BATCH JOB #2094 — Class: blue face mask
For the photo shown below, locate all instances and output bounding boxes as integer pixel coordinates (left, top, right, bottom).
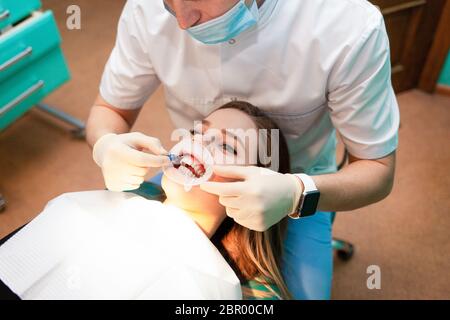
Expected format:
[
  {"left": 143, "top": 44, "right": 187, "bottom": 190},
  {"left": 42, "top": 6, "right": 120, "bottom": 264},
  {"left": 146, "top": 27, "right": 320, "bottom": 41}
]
[{"left": 164, "top": 0, "right": 260, "bottom": 45}]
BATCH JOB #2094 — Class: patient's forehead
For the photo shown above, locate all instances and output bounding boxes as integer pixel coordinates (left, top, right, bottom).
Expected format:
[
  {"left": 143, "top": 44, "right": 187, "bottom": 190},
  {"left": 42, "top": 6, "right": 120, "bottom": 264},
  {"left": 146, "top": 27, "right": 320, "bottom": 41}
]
[{"left": 205, "top": 108, "right": 257, "bottom": 131}]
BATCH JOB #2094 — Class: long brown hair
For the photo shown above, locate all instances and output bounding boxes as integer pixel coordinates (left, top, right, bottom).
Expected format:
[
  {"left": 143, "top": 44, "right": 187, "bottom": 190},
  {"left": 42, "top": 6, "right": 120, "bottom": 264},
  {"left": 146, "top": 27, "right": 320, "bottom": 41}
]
[{"left": 210, "top": 101, "right": 292, "bottom": 299}]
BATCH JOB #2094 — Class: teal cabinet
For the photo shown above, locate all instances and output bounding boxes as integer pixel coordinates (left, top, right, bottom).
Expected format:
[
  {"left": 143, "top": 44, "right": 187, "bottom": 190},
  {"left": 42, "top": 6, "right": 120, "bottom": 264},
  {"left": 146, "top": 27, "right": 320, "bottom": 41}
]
[
  {"left": 0, "top": 11, "right": 63, "bottom": 82},
  {"left": 0, "top": 0, "right": 41, "bottom": 30},
  {"left": 0, "top": 47, "right": 70, "bottom": 131},
  {"left": 0, "top": 10, "right": 70, "bottom": 131}
]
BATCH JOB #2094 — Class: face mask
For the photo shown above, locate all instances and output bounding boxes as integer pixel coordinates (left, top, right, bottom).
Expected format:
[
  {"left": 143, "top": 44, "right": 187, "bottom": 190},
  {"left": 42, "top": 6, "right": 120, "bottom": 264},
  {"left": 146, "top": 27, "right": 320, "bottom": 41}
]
[{"left": 164, "top": 0, "right": 260, "bottom": 45}]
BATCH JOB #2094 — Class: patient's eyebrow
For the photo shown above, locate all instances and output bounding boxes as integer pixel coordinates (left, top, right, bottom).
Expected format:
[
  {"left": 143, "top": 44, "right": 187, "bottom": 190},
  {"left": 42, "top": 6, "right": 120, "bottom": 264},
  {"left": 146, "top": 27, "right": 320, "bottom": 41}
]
[{"left": 199, "top": 119, "right": 244, "bottom": 149}]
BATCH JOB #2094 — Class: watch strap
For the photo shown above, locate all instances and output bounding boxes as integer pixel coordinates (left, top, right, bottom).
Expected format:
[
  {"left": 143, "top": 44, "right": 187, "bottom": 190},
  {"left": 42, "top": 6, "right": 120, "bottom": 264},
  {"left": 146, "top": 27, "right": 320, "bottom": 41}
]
[
  {"left": 297, "top": 174, "right": 317, "bottom": 192},
  {"left": 288, "top": 174, "right": 319, "bottom": 219}
]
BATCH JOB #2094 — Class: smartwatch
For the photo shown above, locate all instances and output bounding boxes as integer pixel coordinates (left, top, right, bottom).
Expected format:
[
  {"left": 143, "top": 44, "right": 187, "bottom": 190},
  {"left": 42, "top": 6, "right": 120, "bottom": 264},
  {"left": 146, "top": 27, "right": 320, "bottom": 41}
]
[{"left": 289, "top": 174, "right": 320, "bottom": 219}]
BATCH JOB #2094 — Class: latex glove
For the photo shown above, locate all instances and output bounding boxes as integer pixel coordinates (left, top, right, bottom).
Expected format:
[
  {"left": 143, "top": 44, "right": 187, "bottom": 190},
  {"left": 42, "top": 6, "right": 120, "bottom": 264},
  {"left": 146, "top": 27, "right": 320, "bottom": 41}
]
[
  {"left": 93, "top": 132, "right": 169, "bottom": 191},
  {"left": 200, "top": 166, "right": 304, "bottom": 232}
]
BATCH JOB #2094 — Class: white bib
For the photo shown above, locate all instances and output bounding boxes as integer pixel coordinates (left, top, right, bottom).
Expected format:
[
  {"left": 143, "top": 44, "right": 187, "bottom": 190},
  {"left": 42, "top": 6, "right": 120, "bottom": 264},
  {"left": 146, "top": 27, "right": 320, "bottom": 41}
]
[{"left": 0, "top": 191, "right": 242, "bottom": 300}]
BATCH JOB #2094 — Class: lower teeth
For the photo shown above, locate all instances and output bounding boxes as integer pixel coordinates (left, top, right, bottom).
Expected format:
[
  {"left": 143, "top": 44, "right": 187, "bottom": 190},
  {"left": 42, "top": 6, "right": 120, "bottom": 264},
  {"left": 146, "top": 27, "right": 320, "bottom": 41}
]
[{"left": 179, "top": 165, "right": 197, "bottom": 178}]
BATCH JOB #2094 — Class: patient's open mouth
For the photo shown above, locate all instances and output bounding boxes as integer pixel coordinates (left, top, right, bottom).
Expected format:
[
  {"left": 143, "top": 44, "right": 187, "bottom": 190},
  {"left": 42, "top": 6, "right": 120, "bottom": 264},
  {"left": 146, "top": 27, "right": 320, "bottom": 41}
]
[
  {"left": 163, "top": 141, "right": 213, "bottom": 188},
  {"left": 175, "top": 154, "right": 206, "bottom": 178}
]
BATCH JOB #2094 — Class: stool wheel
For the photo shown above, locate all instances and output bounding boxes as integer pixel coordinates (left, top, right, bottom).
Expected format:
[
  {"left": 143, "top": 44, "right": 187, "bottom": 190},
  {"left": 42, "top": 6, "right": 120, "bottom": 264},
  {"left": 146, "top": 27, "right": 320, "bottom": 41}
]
[{"left": 337, "top": 242, "right": 354, "bottom": 261}]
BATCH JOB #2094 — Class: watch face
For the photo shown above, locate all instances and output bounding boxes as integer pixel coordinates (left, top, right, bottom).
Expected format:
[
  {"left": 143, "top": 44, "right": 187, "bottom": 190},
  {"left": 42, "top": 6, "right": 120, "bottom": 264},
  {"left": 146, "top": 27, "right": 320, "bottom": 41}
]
[{"left": 301, "top": 191, "right": 320, "bottom": 217}]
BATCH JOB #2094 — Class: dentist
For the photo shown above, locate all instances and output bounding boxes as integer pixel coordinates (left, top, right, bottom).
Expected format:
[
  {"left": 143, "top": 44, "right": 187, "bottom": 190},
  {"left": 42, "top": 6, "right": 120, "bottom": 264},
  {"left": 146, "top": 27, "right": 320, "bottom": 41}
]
[{"left": 86, "top": 0, "right": 399, "bottom": 299}]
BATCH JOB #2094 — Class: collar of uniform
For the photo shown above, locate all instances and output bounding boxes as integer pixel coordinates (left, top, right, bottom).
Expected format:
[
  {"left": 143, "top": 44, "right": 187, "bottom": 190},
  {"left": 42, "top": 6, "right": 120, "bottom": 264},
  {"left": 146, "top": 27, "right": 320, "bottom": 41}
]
[{"left": 258, "top": 0, "right": 279, "bottom": 27}]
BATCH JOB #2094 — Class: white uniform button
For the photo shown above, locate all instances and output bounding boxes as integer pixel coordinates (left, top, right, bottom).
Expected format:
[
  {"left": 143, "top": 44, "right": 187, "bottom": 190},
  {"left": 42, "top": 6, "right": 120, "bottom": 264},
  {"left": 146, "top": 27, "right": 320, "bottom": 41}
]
[{"left": 228, "top": 39, "right": 236, "bottom": 45}]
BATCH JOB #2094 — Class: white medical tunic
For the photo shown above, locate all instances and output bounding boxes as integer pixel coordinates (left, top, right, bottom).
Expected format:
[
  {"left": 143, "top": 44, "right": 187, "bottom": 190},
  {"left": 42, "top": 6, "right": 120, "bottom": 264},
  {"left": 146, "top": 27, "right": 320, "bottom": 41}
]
[{"left": 100, "top": 0, "right": 400, "bottom": 175}]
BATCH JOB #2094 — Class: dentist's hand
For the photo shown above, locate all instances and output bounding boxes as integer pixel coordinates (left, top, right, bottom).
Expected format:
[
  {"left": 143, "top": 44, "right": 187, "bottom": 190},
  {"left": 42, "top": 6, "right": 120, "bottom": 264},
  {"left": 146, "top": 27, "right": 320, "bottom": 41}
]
[
  {"left": 200, "top": 166, "right": 303, "bottom": 232},
  {"left": 93, "top": 132, "right": 169, "bottom": 191}
]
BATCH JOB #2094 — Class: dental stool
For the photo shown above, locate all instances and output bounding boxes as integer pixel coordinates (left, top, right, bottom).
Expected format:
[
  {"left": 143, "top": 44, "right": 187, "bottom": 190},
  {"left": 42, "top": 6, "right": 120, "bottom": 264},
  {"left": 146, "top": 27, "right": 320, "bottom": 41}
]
[{"left": 331, "top": 212, "right": 354, "bottom": 261}]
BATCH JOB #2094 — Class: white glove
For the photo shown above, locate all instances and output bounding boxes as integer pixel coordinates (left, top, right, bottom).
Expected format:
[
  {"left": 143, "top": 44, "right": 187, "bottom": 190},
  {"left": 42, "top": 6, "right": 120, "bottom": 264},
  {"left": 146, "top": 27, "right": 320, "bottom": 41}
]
[
  {"left": 200, "top": 166, "right": 303, "bottom": 232},
  {"left": 93, "top": 132, "right": 169, "bottom": 192}
]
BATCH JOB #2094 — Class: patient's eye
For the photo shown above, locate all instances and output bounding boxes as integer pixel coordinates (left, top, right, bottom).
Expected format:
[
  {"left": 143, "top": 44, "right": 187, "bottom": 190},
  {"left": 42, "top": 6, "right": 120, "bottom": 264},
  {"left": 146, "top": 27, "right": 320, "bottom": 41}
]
[{"left": 222, "top": 144, "right": 237, "bottom": 155}]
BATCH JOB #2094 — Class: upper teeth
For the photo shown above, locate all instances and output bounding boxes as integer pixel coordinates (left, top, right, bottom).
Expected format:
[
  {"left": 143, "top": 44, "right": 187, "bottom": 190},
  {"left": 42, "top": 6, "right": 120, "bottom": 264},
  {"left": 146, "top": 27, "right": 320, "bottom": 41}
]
[
  {"left": 179, "top": 155, "right": 205, "bottom": 178},
  {"left": 180, "top": 156, "right": 194, "bottom": 166}
]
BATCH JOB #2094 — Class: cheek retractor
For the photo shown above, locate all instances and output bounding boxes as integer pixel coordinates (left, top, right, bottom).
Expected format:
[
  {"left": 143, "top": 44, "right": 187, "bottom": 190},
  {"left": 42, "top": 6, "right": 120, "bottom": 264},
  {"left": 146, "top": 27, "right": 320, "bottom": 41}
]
[
  {"left": 176, "top": 154, "right": 206, "bottom": 178},
  {"left": 163, "top": 141, "right": 214, "bottom": 191}
]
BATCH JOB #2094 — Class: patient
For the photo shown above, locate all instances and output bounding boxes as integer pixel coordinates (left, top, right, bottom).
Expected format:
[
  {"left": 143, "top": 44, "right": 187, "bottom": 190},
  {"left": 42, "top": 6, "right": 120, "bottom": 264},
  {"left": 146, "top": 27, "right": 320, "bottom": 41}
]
[
  {"left": 163, "top": 101, "right": 292, "bottom": 300},
  {"left": 0, "top": 101, "right": 292, "bottom": 300}
]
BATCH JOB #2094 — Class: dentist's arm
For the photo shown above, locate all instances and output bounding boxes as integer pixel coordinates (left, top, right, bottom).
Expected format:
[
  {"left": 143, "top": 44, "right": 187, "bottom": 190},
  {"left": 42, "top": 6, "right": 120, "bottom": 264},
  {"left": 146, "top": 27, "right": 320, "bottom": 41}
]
[
  {"left": 86, "top": 94, "right": 140, "bottom": 147},
  {"left": 86, "top": 94, "right": 169, "bottom": 191},
  {"left": 200, "top": 152, "right": 396, "bottom": 232},
  {"left": 313, "top": 151, "right": 395, "bottom": 212},
  {"left": 85, "top": 0, "right": 166, "bottom": 191}
]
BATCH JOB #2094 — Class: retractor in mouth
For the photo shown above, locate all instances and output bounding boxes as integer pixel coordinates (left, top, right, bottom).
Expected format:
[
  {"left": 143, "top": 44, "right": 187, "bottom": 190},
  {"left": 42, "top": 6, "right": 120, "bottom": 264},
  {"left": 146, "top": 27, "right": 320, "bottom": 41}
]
[{"left": 175, "top": 154, "right": 206, "bottom": 178}]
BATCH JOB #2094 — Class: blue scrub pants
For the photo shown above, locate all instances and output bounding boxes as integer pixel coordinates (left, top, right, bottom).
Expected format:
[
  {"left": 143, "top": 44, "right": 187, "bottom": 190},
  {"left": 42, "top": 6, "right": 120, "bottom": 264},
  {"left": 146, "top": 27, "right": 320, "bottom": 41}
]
[
  {"left": 149, "top": 172, "right": 333, "bottom": 300},
  {"left": 282, "top": 212, "right": 333, "bottom": 299}
]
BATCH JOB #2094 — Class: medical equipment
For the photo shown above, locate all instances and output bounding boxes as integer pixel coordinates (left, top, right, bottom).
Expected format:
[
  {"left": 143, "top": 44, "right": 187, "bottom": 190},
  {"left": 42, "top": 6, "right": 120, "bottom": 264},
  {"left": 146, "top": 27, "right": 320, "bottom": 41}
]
[
  {"left": 167, "top": 153, "right": 182, "bottom": 166},
  {"left": 0, "top": 2, "right": 86, "bottom": 211},
  {"left": 0, "top": 2, "right": 85, "bottom": 137},
  {"left": 163, "top": 141, "right": 214, "bottom": 191}
]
